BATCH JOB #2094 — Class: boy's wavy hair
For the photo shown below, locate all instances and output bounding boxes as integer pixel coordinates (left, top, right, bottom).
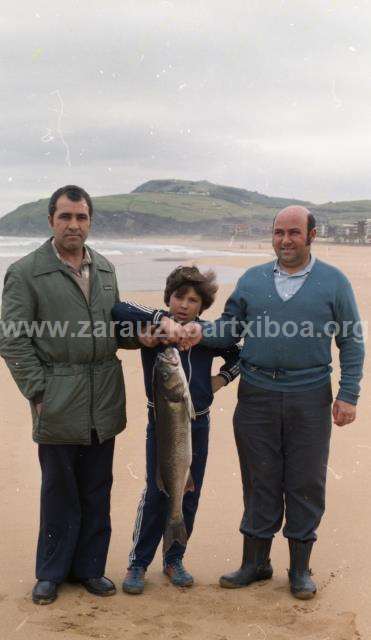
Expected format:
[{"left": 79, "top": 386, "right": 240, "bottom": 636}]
[{"left": 164, "top": 265, "right": 218, "bottom": 313}]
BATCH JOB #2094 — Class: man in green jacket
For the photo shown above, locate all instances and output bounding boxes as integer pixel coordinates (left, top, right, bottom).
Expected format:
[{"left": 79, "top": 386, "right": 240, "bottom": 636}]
[{"left": 0, "top": 185, "right": 134, "bottom": 604}]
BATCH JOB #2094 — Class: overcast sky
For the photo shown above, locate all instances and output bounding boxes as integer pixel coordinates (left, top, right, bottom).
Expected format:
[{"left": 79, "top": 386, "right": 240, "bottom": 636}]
[{"left": 1, "top": 0, "right": 371, "bottom": 215}]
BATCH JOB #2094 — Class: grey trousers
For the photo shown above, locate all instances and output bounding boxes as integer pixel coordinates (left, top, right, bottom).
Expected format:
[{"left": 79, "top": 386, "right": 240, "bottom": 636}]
[{"left": 233, "top": 380, "right": 332, "bottom": 542}]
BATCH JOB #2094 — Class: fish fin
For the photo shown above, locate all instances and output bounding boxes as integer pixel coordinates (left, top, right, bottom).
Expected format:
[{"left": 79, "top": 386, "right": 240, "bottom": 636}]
[
  {"left": 163, "top": 518, "right": 188, "bottom": 554},
  {"left": 184, "top": 471, "right": 195, "bottom": 493},
  {"left": 156, "top": 466, "right": 169, "bottom": 496},
  {"left": 183, "top": 392, "right": 196, "bottom": 421}
]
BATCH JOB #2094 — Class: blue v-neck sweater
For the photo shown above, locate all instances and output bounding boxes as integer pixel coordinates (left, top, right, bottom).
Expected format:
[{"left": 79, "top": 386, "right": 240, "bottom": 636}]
[{"left": 201, "top": 259, "right": 364, "bottom": 404}]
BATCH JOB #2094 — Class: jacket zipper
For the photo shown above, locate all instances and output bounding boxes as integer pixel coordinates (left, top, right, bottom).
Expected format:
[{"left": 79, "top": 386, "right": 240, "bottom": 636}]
[
  {"left": 87, "top": 305, "right": 96, "bottom": 430},
  {"left": 61, "top": 269, "right": 97, "bottom": 433}
]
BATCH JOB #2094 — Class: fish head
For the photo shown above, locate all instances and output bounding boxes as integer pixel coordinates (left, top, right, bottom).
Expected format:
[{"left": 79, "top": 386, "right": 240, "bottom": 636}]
[{"left": 155, "top": 347, "right": 187, "bottom": 401}]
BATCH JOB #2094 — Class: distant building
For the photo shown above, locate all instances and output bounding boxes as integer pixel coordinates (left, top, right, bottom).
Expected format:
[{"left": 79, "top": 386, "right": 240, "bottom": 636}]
[
  {"left": 317, "top": 223, "right": 329, "bottom": 238},
  {"left": 357, "top": 219, "right": 371, "bottom": 243},
  {"left": 325, "top": 219, "right": 371, "bottom": 243}
]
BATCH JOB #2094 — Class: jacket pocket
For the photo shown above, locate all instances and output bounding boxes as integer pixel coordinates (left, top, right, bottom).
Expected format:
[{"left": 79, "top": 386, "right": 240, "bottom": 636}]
[{"left": 38, "top": 368, "right": 90, "bottom": 441}]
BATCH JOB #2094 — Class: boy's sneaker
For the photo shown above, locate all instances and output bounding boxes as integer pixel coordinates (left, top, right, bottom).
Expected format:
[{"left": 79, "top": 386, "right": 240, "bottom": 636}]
[
  {"left": 163, "top": 559, "right": 194, "bottom": 587},
  {"left": 122, "top": 566, "right": 146, "bottom": 594}
]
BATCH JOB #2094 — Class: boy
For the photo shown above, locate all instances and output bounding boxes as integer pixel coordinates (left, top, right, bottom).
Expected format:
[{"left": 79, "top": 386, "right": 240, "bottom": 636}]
[{"left": 112, "top": 266, "right": 240, "bottom": 593}]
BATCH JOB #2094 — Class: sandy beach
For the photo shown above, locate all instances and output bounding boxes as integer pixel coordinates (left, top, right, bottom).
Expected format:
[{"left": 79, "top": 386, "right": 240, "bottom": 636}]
[{"left": 0, "top": 240, "right": 369, "bottom": 640}]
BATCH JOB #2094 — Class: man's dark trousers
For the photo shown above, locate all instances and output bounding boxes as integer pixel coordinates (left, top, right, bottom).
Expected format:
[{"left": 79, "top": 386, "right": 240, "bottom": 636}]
[
  {"left": 36, "top": 430, "right": 115, "bottom": 583},
  {"left": 129, "top": 412, "right": 210, "bottom": 569},
  {"left": 234, "top": 381, "right": 332, "bottom": 541}
]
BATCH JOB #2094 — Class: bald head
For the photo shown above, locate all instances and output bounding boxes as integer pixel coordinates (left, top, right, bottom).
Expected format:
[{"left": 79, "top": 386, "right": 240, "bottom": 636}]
[
  {"left": 272, "top": 205, "right": 316, "bottom": 272},
  {"left": 273, "top": 206, "right": 315, "bottom": 233}
]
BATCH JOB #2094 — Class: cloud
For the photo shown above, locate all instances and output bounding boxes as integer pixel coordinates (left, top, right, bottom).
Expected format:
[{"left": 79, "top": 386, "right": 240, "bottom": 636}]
[{"left": 1, "top": 0, "right": 371, "bottom": 214}]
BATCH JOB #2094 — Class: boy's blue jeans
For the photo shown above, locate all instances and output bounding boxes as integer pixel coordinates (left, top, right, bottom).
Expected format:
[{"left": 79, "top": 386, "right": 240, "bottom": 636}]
[{"left": 128, "top": 412, "right": 210, "bottom": 569}]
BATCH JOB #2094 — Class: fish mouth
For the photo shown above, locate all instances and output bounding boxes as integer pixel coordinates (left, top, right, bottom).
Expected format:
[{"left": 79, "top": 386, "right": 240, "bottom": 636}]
[{"left": 158, "top": 347, "right": 179, "bottom": 366}]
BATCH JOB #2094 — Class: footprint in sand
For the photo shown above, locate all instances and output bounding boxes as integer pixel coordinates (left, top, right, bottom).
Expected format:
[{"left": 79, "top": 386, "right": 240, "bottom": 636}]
[{"left": 319, "top": 566, "right": 346, "bottom": 592}]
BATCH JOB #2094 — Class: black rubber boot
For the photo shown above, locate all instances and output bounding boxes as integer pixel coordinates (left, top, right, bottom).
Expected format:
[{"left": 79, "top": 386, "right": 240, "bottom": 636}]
[
  {"left": 219, "top": 536, "right": 273, "bottom": 589},
  {"left": 288, "top": 539, "right": 317, "bottom": 599}
]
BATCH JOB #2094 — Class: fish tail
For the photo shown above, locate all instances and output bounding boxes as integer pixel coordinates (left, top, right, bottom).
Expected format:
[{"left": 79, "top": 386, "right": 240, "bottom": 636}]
[{"left": 163, "top": 518, "right": 188, "bottom": 554}]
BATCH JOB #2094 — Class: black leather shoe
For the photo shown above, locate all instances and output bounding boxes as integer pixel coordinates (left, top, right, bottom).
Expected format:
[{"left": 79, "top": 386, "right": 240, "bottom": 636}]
[
  {"left": 288, "top": 539, "right": 317, "bottom": 600},
  {"left": 32, "top": 580, "right": 58, "bottom": 605},
  {"left": 80, "top": 576, "right": 116, "bottom": 597},
  {"left": 219, "top": 536, "right": 273, "bottom": 589}
]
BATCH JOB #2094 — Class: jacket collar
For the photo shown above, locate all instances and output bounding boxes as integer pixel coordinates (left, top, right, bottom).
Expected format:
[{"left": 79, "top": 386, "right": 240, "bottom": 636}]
[{"left": 32, "top": 238, "right": 113, "bottom": 276}]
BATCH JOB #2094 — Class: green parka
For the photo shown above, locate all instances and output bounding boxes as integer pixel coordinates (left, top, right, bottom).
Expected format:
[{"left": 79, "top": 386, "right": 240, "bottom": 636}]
[{"left": 0, "top": 239, "right": 136, "bottom": 445}]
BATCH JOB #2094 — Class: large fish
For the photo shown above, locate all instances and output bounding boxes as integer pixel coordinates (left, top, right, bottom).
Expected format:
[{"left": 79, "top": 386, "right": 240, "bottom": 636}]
[{"left": 153, "top": 346, "right": 195, "bottom": 554}]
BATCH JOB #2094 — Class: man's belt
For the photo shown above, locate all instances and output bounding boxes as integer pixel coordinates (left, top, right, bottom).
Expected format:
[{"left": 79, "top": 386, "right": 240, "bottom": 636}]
[
  {"left": 246, "top": 363, "right": 329, "bottom": 380},
  {"left": 247, "top": 364, "right": 284, "bottom": 380}
]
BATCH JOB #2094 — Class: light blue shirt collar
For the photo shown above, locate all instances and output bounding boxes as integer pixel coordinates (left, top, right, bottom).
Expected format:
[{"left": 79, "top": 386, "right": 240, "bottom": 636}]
[{"left": 273, "top": 254, "right": 315, "bottom": 278}]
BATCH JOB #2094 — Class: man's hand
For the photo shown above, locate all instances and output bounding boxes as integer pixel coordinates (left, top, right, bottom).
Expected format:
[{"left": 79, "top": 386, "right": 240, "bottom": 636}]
[
  {"left": 211, "top": 374, "right": 227, "bottom": 393},
  {"left": 154, "top": 316, "right": 187, "bottom": 345},
  {"left": 178, "top": 322, "right": 203, "bottom": 351},
  {"left": 332, "top": 399, "right": 357, "bottom": 427},
  {"left": 152, "top": 317, "right": 203, "bottom": 350},
  {"left": 137, "top": 325, "right": 161, "bottom": 348}
]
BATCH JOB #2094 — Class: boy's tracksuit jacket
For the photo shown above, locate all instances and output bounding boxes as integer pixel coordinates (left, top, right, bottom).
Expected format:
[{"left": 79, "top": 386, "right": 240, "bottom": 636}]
[{"left": 111, "top": 301, "right": 241, "bottom": 418}]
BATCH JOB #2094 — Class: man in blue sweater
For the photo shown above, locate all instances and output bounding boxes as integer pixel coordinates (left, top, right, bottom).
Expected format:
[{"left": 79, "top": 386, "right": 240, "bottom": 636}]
[{"left": 167, "top": 205, "right": 364, "bottom": 599}]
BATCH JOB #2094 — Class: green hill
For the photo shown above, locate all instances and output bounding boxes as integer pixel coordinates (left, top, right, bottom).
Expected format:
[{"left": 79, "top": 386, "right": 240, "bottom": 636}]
[
  {"left": 0, "top": 179, "right": 370, "bottom": 237},
  {"left": 133, "top": 179, "right": 310, "bottom": 208}
]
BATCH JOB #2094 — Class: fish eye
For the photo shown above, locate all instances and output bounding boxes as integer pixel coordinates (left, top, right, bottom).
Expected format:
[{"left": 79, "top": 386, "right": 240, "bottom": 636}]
[{"left": 162, "top": 372, "right": 169, "bottom": 380}]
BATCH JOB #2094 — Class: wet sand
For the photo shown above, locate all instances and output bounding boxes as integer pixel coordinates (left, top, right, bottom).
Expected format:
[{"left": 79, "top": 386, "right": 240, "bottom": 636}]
[{"left": 0, "top": 241, "right": 369, "bottom": 639}]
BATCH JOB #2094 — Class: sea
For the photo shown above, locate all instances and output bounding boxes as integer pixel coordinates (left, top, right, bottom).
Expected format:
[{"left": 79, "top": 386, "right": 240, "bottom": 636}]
[{"left": 0, "top": 236, "right": 272, "bottom": 295}]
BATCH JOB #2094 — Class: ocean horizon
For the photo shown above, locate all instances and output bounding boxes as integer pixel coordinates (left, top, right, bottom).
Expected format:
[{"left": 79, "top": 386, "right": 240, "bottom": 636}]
[{"left": 0, "top": 236, "right": 272, "bottom": 294}]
